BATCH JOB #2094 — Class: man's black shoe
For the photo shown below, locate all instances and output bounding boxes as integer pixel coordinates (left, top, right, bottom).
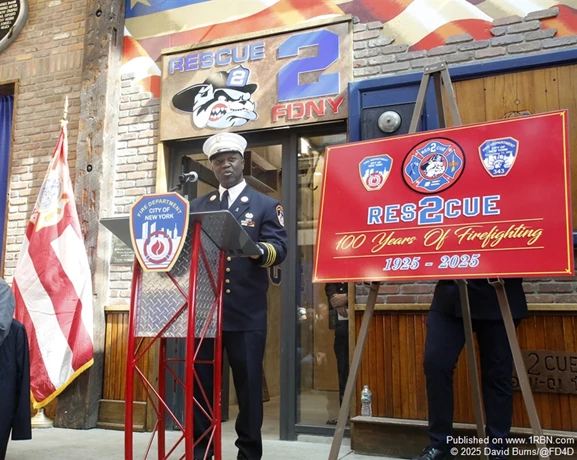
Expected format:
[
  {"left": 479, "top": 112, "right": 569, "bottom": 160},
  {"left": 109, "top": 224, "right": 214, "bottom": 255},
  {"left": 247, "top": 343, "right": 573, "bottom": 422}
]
[{"left": 411, "top": 446, "right": 455, "bottom": 460}]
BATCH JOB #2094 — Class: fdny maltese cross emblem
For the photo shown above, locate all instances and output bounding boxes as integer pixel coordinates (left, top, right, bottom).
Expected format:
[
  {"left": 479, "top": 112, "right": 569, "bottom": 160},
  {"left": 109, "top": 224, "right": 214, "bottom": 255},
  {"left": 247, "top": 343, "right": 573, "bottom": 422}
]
[
  {"left": 479, "top": 137, "right": 519, "bottom": 178},
  {"left": 359, "top": 155, "right": 393, "bottom": 191},
  {"left": 402, "top": 138, "right": 465, "bottom": 194}
]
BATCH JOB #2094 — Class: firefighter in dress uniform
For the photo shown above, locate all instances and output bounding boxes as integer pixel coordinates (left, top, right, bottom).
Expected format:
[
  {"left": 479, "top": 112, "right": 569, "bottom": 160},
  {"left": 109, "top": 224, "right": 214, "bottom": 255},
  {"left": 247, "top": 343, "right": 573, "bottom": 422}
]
[
  {"left": 412, "top": 278, "right": 528, "bottom": 460},
  {"left": 190, "top": 133, "right": 287, "bottom": 460}
]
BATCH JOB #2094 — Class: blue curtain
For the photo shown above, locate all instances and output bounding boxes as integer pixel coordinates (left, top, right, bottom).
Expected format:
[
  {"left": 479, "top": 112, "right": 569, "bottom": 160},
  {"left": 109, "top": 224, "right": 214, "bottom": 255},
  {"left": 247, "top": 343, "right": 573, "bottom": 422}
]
[{"left": 0, "top": 95, "right": 13, "bottom": 252}]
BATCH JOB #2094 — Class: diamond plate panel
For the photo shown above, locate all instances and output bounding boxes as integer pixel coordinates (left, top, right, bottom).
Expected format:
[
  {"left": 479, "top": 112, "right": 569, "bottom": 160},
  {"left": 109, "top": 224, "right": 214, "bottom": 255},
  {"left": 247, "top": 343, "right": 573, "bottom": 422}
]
[{"left": 135, "top": 222, "right": 221, "bottom": 338}]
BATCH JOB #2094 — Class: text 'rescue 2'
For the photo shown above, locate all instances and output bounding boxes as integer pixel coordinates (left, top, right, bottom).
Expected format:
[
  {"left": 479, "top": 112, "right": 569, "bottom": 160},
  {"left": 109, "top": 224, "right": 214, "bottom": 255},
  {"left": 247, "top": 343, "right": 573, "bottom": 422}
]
[{"left": 313, "top": 111, "right": 573, "bottom": 283}]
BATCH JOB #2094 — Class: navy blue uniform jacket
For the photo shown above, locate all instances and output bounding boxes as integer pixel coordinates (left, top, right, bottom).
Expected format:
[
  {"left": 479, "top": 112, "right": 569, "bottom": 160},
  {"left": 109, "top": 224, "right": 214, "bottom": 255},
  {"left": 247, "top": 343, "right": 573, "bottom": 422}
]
[
  {"left": 0, "top": 320, "right": 32, "bottom": 459},
  {"left": 430, "top": 278, "right": 528, "bottom": 320},
  {"left": 190, "top": 185, "right": 287, "bottom": 331}
]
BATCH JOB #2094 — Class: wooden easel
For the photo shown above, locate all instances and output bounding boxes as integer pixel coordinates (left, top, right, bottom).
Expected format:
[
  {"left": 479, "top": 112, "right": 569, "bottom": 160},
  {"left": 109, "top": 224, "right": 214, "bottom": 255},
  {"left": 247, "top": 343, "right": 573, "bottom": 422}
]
[{"left": 328, "top": 63, "right": 547, "bottom": 460}]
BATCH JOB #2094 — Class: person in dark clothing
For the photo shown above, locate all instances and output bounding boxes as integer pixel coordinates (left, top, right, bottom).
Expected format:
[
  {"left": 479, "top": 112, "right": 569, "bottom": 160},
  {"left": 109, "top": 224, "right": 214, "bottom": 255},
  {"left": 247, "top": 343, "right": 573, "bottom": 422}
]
[
  {"left": 412, "top": 278, "right": 528, "bottom": 460},
  {"left": 191, "top": 133, "right": 287, "bottom": 460},
  {"left": 0, "top": 277, "right": 31, "bottom": 459},
  {"left": 324, "top": 283, "right": 349, "bottom": 425}
]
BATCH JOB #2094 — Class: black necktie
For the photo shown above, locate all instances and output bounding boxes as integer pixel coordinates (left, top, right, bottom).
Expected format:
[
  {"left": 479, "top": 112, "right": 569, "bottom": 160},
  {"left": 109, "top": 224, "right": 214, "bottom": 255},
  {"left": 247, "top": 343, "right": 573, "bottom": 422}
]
[{"left": 220, "top": 190, "right": 229, "bottom": 210}]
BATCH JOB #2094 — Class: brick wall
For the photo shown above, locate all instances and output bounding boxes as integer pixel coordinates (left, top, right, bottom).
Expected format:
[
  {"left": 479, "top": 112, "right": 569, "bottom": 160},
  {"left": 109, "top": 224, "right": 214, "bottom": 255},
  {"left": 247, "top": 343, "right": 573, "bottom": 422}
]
[
  {"left": 108, "top": 73, "right": 159, "bottom": 305},
  {"left": 350, "top": 7, "right": 577, "bottom": 305},
  {"left": 1, "top": 0, "right": 87, "bottom": 280},
  {"left": 355, "top": 274, "right": 577, "bottom": 305},
  {"left": 351, "top": 8, "right": 577, "bottom": 79}
]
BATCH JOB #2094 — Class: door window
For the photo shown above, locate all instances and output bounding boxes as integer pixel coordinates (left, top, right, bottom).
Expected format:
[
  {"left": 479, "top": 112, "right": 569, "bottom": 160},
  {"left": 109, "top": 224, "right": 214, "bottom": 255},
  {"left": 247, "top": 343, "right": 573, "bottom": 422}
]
[{"left": 296, "top": 132, "right": 347, "bottom": 426}]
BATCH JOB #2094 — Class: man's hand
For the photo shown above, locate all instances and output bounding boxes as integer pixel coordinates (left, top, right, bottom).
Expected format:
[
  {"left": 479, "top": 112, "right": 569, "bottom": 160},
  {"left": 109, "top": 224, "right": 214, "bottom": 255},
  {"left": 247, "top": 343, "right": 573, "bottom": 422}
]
[
  {"left": 335, "top": 305, "right": 348, "bottom": 318},
  {"left": 330, "top": 293, "right": 347, "bottom": 308},
  {"left": 330, "top": 293, "right": 348, "bottom": 318}
]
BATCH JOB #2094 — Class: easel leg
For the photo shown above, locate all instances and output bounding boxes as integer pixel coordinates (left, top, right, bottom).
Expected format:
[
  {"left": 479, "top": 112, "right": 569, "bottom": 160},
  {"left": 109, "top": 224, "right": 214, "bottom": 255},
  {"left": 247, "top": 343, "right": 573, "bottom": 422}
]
[
  {"left": 489, "top": 280, "right": 547, "bottom": 459},
  {"left": 328, "top": 281, "right": 380, "bottom": 460},
  {"left": 456, "top": 280, "right": 488, "bottom": 460}
]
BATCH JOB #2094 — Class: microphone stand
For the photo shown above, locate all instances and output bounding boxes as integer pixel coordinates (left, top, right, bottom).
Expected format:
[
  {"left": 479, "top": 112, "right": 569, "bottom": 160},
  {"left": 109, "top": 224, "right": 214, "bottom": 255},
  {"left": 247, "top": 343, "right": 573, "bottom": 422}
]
[{"left": 170, "top": 172, "right": 199, "bottom": 192}]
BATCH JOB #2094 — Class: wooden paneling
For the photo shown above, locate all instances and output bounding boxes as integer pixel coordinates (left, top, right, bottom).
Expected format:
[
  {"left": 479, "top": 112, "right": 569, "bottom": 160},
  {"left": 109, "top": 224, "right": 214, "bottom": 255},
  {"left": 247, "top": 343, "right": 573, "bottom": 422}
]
[
  {"left": 446, "top": 64, "right": 577, "bottom": 226},
  {"left": 103, "top": 311, "right": 151, "bottom": 402},
  {"left": 355, "top": 311, "right": 577, "bottom": 431}
]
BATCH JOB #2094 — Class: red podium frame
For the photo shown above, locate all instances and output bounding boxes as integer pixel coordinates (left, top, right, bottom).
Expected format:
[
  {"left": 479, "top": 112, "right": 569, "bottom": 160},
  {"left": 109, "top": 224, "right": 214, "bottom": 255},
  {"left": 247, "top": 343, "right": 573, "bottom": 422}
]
[{"left": 109, "top": 210, "right": 261, "bottom": 460}]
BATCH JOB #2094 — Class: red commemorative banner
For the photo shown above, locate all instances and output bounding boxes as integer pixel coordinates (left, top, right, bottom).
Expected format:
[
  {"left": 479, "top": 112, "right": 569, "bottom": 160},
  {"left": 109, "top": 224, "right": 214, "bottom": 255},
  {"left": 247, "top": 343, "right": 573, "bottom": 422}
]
[{"left": 313, "top": 111, "right": 573, "bottom": 282}]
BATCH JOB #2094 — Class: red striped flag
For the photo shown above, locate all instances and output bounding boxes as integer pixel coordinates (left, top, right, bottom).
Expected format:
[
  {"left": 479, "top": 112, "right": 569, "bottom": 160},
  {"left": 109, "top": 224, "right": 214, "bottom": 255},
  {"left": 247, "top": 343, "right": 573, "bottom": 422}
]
[
  {"left": 122, "top": 28, "right": 161, "bottom": 98},
  {"left": 13, "top": 119, "right": 94, "bottom": 409},
  {"left": 339, "top": 0, "right": 577, "bottom": 49},
  {"left": 128, "top": 0, "right": 344, "bottom": 61}
]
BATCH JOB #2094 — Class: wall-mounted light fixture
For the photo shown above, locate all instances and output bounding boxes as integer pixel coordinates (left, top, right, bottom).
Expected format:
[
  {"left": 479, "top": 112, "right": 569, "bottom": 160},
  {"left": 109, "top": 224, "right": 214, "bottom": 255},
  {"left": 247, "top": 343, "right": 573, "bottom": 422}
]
[{"left": 377, "top": 110, "right": 402, "bottom": 134}]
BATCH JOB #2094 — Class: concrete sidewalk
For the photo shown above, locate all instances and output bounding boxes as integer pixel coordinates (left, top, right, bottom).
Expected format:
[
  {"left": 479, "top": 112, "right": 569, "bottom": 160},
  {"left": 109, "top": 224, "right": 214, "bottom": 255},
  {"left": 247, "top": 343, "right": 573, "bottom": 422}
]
[{"left": 6, "top": 425, "right": 400, "bottom": 460}]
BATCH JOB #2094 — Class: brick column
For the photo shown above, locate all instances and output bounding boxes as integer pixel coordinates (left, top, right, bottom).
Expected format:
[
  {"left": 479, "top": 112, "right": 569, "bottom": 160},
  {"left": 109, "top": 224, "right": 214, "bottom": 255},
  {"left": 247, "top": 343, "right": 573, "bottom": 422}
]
[{"left": 54, "top": 0, "right": 125, "bottom": 428}]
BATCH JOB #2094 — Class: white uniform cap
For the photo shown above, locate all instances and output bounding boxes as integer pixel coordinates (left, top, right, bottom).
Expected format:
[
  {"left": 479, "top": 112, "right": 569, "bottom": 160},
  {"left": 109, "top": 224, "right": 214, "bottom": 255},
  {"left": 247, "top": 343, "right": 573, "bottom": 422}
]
[{"left": 203, "top": 133, "right": 247, "bottom": 160}]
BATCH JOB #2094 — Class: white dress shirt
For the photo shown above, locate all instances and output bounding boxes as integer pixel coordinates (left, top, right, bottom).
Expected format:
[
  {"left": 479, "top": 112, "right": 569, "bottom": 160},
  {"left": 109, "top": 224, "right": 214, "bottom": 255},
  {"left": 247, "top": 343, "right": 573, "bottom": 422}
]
[{"left": 219, "top": 179, "right": 247, "bottom": 209}]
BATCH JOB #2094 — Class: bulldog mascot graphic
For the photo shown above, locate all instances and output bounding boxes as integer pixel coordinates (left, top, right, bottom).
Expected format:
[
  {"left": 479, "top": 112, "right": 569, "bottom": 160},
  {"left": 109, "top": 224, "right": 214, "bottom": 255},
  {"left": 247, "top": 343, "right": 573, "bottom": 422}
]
[{"left": 172, "top": 65, "right": 259, "bottom": 130}]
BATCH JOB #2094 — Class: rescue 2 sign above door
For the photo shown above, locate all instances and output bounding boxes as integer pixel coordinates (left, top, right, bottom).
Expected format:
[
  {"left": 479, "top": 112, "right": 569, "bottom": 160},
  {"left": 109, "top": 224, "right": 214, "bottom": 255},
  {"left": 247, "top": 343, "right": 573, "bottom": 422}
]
[{"left": 160, "top": 21, "right": 351, "bottom": 141}]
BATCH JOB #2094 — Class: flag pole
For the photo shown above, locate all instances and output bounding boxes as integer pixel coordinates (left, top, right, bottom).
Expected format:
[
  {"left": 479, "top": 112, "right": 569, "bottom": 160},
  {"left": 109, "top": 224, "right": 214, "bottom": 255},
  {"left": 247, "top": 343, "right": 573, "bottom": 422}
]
[
  {"left": 61, "top": 96, "right": 68, "bottom": 129},
  {"left": 30, "top": 98, "right": 69, "bottom": 431},
  {"left": 31, "top": 406, "right": 54, "bottom": 428}
]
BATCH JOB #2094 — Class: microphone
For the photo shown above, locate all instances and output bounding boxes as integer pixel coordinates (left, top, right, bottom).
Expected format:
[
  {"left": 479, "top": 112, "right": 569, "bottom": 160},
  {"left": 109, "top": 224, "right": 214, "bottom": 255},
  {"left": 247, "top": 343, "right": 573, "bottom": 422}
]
[
  {"left": 178, "top": 171, "right": 199, "bottom": 183},
  {"left": 170, "top": 171, "right": 199, "bottom": 191}
]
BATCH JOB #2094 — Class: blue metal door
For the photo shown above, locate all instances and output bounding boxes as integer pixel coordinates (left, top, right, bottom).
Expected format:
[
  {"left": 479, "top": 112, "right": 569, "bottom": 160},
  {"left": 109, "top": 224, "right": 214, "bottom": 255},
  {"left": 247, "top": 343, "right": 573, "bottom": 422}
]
[{"left": 349, "top": 73, "right": 442, "bottom": 142}]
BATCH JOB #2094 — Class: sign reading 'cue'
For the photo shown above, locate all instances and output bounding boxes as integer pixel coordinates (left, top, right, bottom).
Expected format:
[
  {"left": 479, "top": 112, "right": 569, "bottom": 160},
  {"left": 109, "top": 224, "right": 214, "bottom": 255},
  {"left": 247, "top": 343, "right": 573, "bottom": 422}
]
[{"left": 313, "top": 111, "right": 573, "bottom": 282}]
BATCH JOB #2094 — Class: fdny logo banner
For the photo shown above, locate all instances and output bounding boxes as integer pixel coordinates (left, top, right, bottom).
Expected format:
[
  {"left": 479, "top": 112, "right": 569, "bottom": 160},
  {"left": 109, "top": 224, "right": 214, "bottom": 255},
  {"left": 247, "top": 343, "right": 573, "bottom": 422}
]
[
  {"left": 479, "top": 137, "right": 519, "bottom": 178},
  {"left": 359, "top": 155, "right": 393, "bottom": 191},
  {"left": 313, "top": 111, "right": 573, "bottom": 283},
  {"left": 160, "top": 21, "right": 351, "bottom": 141},
  {"left": 403, "top": 139, "right": 465, "bottom": 193},
  {"left": 130, "top": 193, "right": 190, "bottom": 272}
]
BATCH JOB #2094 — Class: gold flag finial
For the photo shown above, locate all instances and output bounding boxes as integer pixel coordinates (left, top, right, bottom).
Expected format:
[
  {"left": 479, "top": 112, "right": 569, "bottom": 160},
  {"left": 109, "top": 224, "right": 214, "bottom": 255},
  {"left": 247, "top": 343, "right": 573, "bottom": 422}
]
[{"left": 61, "top": 96, "right": 69, "bottom": 127}]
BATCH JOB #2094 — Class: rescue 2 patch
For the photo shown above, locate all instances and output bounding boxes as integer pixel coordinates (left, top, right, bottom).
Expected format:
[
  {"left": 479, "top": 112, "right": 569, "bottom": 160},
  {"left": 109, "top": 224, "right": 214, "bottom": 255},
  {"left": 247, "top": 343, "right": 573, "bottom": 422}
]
[
  {"left": 276, "top": 205, "right": 284, "bottom": 227},
  {"left": 402, "top": 138, "right": 465, "bottom": 194}
]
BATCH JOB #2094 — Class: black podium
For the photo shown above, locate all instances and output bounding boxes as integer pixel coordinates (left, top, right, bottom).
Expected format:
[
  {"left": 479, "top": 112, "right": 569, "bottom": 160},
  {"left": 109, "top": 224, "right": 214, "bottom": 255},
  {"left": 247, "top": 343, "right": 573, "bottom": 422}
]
[{"left": 101, "top": 210, "right": 260, "bottom": 460}]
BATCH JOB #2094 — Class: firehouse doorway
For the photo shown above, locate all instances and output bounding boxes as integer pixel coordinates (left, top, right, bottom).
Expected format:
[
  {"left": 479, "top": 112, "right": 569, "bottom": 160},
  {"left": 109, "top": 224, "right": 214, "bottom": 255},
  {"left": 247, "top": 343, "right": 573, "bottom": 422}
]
[{"left": 167, "top": 122, "right": 347, "bottom": 440}]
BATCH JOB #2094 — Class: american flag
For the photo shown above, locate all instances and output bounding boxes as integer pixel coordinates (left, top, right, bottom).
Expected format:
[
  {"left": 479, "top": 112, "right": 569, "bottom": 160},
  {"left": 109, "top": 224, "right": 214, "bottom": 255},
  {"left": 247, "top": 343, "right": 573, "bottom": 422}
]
[
  {"left": 337, "top": 0, "right": 577, "bottom": 50},
  {"left": 13, "top": 118, "right": 94, "bottom": 409},
  {"left": 122, "top": 0, "right": 577, "bottom": 96},
  {"left": 122, "top": 27, "right": 161, "bottom": 98}
]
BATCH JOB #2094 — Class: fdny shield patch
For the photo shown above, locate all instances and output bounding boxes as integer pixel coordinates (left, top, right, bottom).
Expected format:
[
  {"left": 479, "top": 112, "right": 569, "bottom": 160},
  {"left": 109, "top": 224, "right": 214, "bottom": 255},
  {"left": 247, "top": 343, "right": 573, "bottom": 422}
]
[
  {"left": 479, "top": 137, "right": 519, "bottom": 178},
  {"left": 359, "top": 155, "right": 393, "bottom": 191},
  {"left": 129, "top": 193, "right": 190, "bottom": 272},
  {"left": 276, "top": 205, "right": 284, "bottom": 227},
  {"left": 402, "top": 138, "right": 465, "bottom": 194}
]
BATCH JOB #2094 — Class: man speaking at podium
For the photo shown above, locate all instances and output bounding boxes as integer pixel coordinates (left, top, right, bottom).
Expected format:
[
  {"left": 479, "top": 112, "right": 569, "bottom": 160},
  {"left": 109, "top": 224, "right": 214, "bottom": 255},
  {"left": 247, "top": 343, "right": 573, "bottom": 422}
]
[{"left": 190, "top": 132, "right": 287, "bottom": 460}]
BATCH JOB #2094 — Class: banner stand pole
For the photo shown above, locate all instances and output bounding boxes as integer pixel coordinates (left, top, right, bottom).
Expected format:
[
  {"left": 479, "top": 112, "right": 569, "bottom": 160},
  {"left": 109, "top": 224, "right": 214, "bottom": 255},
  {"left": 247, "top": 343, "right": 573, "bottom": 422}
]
[
  {"left": 456, "top": 279, "right": 487, "bottom": 445},
  {"left": 416, "top": 63, "right": 489, "bottom": 459},
  {"left": 490, "top": 279, "right": 547, "bottom": 459},
  {"left": 328, "top": 281, "right": 380, "bottom": 460}
]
